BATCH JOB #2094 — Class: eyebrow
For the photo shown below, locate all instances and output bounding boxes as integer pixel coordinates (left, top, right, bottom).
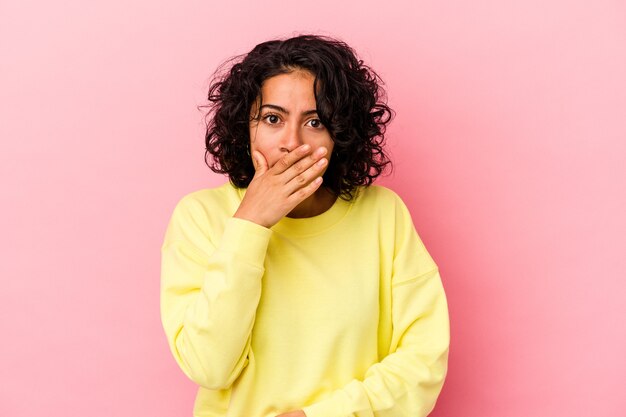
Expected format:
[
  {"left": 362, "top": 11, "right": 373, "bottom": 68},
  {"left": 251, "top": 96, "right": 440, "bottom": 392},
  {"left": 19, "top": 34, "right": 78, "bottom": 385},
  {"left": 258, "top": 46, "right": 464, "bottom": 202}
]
[{"left": 259, "top": 104, "right": 318, "bottom": 116}]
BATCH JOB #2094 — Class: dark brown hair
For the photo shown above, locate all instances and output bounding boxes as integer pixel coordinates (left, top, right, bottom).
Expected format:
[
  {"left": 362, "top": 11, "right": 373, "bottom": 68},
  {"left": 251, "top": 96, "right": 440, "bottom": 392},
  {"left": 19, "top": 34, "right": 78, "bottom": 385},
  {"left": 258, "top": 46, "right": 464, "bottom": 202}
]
[{"left": 202, "top": 34, "right": 394, "bottom": 200}]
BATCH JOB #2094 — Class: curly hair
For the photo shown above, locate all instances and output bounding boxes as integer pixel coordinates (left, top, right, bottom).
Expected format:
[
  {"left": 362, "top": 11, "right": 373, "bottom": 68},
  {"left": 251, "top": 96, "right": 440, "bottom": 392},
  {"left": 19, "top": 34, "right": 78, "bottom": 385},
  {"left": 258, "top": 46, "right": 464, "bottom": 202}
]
[{"left": 202, "top": 34, "right": 394, "bottom": 201}]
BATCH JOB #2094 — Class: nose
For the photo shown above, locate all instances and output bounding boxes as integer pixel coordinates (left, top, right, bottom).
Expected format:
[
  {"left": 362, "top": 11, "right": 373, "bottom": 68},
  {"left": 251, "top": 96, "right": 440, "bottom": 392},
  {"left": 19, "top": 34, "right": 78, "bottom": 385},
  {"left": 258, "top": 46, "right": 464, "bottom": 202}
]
[{"left": 279, "top": 122, "right": 304, "bottom": 153}]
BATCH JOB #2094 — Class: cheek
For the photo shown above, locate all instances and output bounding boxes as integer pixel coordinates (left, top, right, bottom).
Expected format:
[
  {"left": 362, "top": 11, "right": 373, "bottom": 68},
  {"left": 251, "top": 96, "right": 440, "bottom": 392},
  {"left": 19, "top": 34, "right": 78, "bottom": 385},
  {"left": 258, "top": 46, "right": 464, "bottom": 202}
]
[{"left": 251, "top": 145, "right": 280, "bottom": 168}]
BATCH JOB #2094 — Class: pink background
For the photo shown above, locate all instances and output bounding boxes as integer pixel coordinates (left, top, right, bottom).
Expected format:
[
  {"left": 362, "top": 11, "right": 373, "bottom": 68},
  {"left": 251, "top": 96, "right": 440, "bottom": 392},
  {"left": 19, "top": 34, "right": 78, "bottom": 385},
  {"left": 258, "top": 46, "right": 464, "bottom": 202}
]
[{"left": 1, "top": 0, "right": 625, "bottom": 416}]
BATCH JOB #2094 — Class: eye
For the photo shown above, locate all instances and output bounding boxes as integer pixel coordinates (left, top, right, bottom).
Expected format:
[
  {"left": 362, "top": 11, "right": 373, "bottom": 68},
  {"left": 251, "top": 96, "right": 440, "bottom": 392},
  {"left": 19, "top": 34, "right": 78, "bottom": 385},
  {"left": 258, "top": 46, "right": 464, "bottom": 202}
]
[
  {"left": 307, "top": 118, "right": 324, "bottom": 129},
  {"left": 262, "top": 113, "right": 281, "bottom": 125}
]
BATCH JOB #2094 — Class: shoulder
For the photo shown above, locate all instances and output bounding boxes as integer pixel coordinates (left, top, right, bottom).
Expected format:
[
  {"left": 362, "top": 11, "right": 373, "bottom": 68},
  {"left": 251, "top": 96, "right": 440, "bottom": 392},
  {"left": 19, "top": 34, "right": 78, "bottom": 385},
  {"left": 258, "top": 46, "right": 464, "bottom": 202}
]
[
  {"left": 352, "top": 184, "right": 409, "bottom": 213},
  {"left": 344, "top": 184, "right": 417, "bottom": 234},
  {"left": 352, "top": 184, "right": 423, "bottom": 237},
  {"left": 176, "top": 181, "right": 239, "bottom": 207},
  {"left": 163, "top": 182, "right": 242, "bottom": 247},
  {"left": 359, "top": 186, "right": 438, "bottom": 278},
  {"left": 172, "top": 182, "right": 241, "bottom": 219}
]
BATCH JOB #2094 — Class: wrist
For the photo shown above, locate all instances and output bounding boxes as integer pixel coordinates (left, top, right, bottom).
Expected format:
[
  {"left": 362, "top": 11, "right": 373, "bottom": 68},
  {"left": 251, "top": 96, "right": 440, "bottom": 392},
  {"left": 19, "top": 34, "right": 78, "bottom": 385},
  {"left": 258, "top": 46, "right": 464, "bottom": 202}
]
[{"left": 233, "top": 210, "right": 272, "bottom": 229}]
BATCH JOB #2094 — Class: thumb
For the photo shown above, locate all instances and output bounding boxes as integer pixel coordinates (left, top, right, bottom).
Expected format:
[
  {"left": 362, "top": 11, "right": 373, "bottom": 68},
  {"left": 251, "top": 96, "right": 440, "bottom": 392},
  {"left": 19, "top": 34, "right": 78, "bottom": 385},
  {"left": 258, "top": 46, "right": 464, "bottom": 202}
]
[{"left": 252, "top": 151, "right": 268, "bottom": 174}]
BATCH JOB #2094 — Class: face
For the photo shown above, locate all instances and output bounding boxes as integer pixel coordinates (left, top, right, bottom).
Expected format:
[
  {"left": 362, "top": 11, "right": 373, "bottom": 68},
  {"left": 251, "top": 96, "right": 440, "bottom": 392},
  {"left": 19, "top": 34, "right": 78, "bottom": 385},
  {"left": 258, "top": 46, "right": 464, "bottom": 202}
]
[{"left": 249, "top": 69, "right": 334, "bottom": 171}]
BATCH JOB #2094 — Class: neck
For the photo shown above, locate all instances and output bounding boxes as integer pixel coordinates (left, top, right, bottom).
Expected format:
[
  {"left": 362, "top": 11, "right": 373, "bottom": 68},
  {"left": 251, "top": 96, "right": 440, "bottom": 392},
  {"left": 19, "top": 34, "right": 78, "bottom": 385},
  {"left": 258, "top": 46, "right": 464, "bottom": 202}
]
[{"left": 287, "top": 187, "right": 337, "bottom": 218}]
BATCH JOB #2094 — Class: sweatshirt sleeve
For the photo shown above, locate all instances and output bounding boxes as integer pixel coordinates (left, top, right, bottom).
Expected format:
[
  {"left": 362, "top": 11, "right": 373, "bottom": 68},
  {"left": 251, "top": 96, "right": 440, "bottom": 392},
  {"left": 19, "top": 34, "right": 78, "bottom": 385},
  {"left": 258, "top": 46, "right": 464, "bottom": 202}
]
[
  {"left": 160, "top": 196, "right": 272, "bottom": 390},
  {"left": 302, "top": 194, "right": 450, "bottom": 417}
]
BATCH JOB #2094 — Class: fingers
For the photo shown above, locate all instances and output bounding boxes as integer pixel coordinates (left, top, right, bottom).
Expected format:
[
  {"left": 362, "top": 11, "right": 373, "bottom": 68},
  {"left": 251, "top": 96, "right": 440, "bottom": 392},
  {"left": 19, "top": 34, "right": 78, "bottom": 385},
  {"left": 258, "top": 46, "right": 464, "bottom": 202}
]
[
  {"left": 240, "top": 145, "right": 328, "bottom": 228},
  {"left": 271, "top": 144, "right": 313, "bottom": 174},
  {"left": 280, "top": 145, "right": 327, "bottom": 187},
  {"left": 277, "top": 145, "right": 327, "bottom": 181},
  {"left": 283, "top": 153, "right": 328, "bottom": 196},
  {"left": 286, "top": 174, "right": 324, "bottom": 206}
]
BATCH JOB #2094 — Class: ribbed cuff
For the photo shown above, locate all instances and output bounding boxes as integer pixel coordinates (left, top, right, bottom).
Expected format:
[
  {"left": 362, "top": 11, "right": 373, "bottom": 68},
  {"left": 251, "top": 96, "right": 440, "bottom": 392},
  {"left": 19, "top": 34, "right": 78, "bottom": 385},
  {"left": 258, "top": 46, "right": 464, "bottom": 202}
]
[
  {"left": 302, "top": 383, "right": 355, "bottom": 417},
  {"left": 218, "top": 217, "right": 272, "bottom": 267},
  {"left": 302, "top": 400, "right": 337, "bottom": 417}
]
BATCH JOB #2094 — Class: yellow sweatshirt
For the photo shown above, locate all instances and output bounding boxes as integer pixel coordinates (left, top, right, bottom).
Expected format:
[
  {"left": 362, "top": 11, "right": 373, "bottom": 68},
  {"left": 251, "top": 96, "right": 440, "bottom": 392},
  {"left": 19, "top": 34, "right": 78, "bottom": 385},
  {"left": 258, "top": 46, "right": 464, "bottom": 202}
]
[{"left": 160, "top": 182, "right": 449, "bottom": 417}]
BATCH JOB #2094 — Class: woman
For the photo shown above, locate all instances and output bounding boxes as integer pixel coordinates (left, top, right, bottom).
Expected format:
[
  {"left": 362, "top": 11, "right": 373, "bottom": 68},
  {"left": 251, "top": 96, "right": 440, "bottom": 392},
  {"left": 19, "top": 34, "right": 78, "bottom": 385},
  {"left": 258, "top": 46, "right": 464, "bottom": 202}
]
[{"left": 160, "top": 34, "right": 449, "bottom": 417}]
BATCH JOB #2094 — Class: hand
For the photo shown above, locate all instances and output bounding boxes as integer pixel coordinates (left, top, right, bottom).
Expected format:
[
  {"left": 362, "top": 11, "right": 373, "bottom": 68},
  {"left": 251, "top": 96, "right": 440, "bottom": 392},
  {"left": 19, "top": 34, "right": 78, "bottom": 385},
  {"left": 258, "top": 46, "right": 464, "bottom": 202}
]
[
  {"left": 275, "top": 410, "right": 306, "bottom": 417},
  {"left": 233, "top": 144, "right": 328, "bottom": 228}
]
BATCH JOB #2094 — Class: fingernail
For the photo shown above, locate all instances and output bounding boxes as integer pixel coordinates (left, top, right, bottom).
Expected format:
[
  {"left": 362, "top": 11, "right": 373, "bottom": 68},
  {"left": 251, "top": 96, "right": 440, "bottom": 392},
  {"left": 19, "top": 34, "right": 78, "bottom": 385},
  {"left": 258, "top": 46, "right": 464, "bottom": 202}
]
[{"left": 301, "top": 144, "right": 311, "bottom": 152}]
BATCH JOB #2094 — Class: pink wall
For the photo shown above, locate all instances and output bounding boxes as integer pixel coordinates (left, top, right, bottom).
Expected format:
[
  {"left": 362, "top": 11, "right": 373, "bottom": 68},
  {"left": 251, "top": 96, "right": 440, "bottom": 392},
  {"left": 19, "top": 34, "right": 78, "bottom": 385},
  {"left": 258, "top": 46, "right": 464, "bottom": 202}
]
[{"left": 2, "top": 0, "right": 624, "bottom": 416}]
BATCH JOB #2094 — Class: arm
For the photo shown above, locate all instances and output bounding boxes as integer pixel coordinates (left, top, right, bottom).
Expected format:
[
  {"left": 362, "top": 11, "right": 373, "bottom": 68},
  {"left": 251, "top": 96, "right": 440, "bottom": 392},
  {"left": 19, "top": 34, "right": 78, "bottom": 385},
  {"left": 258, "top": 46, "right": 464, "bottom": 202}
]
[
  {"left": 301, "top": 269, "right": 449, "bottom": 417},
  {"left": 160, "top": 198, "right": 272, "bottom": 390},
  {"left": 301, "top": 195, "right": 450, "bottom": 417},
  {"left": 160, "top": 145, "right": 328, "bottom": 390}
]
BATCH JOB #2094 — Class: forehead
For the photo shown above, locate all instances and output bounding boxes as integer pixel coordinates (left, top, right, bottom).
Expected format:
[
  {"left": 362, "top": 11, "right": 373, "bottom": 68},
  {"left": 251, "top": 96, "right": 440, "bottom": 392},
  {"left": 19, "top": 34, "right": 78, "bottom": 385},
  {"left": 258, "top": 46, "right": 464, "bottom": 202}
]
[{"left": 259, "top": 70, "right": 316, "bottom": 102}]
